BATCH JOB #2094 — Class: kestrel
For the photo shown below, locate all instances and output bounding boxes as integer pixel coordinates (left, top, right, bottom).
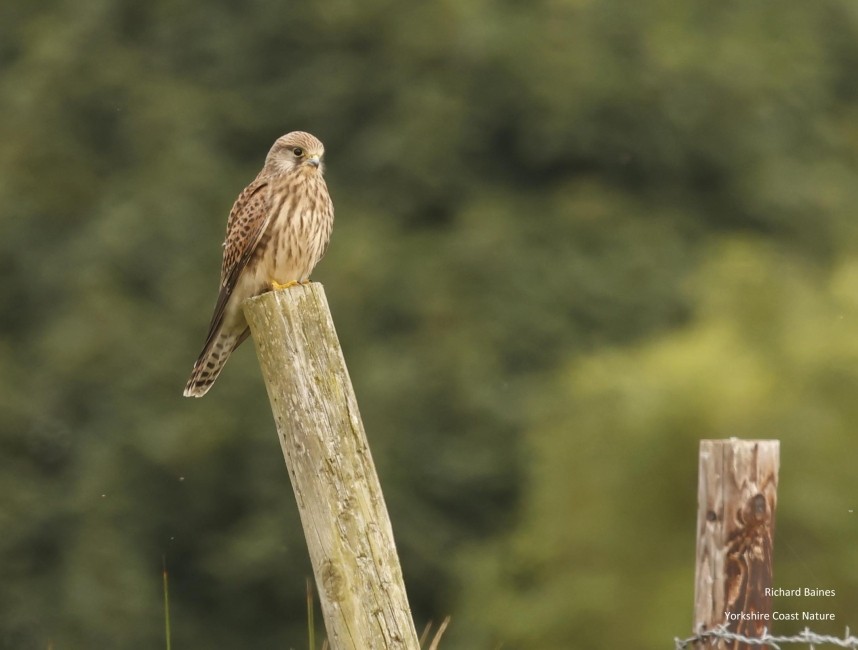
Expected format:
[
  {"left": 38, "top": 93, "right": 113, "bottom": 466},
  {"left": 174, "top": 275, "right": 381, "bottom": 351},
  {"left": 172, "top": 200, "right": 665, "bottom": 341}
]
[{"left": 183, "top": 131, "right": 334, "bottom": 397}]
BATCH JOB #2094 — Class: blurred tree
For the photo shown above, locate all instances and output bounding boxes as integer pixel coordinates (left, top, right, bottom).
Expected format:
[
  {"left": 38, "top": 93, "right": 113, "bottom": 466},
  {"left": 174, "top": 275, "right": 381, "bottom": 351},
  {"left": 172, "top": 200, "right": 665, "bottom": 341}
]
[
  {"left": 1, "top": 0, "right": 858, "bottom": 647},
  {"left": 453, "top": 241, "right": 858, "bottom": 648}
]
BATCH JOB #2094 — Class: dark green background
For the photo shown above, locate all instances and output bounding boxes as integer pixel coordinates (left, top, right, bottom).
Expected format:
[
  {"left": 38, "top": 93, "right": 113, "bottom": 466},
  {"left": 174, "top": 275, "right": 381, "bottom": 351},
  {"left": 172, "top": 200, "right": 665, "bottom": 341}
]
[{"left": 2, "top": 1, "right": 858, "bottom": 648}]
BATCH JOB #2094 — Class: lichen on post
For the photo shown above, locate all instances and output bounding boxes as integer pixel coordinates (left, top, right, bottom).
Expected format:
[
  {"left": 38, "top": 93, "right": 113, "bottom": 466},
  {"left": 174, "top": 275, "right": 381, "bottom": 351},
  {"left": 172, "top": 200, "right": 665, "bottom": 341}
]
[{"left": 243, "top": 283, "right": 419, "bottom": 650}]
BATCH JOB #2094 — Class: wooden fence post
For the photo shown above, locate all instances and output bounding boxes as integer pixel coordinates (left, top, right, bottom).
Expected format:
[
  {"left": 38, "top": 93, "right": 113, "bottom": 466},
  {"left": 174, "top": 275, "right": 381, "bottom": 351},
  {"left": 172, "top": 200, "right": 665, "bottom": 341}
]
[
  {"left": 693, "top": 439, "right": 779, "bottom": 649},
  {"left": 243, "top": 283, "right": 420, "bottom": 650}
]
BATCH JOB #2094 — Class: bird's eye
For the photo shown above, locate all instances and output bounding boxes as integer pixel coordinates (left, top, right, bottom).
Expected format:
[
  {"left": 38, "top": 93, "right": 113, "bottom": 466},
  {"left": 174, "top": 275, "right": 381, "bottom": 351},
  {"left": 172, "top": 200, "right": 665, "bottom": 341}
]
[{"left": 292, "top": 147, "right": 304, "bottom": 157}]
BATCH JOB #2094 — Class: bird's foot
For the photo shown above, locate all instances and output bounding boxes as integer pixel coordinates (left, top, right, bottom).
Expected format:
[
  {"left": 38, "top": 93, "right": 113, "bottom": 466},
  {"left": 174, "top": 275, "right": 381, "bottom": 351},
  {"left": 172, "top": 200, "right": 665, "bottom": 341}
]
[{"left": 271, "top": 280, "right": 298, "bottom": 290}]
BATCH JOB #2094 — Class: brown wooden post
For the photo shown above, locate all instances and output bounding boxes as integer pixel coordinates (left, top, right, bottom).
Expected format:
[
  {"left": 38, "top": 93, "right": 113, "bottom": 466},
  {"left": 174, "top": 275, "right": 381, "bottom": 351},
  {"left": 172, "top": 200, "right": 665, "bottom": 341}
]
[
  {"left": 693, "top": 439, "right": 779, "bottom": 649},
  {"left": 243, "top": 283, "right": 420, "bottom": 650}
]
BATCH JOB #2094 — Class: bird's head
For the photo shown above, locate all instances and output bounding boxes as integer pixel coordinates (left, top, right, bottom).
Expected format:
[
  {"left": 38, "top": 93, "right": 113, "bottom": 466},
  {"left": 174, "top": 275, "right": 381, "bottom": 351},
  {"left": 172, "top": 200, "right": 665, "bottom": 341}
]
[{"left": 265, "top": 131, "right": 326, "bottom": 175}]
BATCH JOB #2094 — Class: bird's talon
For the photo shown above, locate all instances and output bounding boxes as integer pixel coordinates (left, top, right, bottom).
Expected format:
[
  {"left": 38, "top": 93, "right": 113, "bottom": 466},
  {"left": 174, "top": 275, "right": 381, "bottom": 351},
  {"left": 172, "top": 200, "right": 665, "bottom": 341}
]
[{"left": 271, "top": 280, "right": 298, "bottom": 290}]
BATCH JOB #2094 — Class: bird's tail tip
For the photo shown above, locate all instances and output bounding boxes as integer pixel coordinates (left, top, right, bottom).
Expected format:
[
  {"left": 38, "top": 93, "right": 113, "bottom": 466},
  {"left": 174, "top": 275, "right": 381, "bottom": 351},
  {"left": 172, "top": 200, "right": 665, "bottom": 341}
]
[
  {"left": 183, "top": 363, "right": 218, "bottom": 398},
  {"left": 183, "top": 329, "right": 242, "bottom": 398},
  {"left": 182, "top": 384, "right": 206, "bottom": 398}
]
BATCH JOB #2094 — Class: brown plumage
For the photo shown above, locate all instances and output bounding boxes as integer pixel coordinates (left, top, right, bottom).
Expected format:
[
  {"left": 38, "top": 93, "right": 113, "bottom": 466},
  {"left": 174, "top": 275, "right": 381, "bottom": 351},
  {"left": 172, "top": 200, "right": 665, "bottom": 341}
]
[{"left": 183, "top": 131, "right": 334, "bottom": 397}]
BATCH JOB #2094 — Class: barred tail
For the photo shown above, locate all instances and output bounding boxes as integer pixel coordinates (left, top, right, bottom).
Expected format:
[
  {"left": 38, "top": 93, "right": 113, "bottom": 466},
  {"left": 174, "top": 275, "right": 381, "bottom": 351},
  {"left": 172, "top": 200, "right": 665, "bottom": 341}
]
[{"left": 183, "top": 328, "right": 248, "bottom": 397}]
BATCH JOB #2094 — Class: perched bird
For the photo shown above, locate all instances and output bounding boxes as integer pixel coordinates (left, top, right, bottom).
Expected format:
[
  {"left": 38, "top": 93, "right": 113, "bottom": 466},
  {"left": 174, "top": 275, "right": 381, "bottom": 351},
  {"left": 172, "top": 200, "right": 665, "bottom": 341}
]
[{"left": 183, "top": 131, "right": 334, "bottom": 397}]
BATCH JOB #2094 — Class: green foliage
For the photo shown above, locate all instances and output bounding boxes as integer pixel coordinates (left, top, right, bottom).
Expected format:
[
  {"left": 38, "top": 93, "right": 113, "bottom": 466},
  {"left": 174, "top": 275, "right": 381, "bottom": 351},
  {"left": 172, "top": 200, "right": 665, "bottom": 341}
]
[
  {"left": 454, "top": 242, "right": 858, "bottom": 647},
  {"left": 2, "top": 0, "right": 858, "bottom": 648}
]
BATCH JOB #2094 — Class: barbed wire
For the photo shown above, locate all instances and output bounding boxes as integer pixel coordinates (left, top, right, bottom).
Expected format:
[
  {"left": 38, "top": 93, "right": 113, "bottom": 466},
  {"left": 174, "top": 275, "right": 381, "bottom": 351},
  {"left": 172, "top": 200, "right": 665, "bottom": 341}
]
[{"left": 675, "top": 624, "right": 858, "bottom": 649}]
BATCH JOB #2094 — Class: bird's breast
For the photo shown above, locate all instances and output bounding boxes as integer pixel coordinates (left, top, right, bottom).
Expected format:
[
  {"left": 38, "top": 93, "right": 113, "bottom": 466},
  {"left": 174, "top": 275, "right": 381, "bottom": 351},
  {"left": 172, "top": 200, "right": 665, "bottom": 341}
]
[{"left": 255, "top": 175, "right": 334, "bottom": 287}]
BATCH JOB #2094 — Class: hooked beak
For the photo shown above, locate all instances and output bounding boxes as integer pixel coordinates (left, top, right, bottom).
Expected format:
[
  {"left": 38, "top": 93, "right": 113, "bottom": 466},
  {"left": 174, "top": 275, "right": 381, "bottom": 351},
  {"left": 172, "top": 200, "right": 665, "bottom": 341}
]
[{"left": 307, "top": 154, "right": 321, "bottom": 168}]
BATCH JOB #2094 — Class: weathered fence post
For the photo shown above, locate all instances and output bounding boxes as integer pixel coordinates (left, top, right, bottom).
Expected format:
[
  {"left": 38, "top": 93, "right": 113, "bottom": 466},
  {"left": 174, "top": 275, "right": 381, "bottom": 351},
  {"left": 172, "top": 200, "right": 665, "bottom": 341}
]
[
  {"left": 243, "top": 283, "right": 420, "bottom": 650},
  {"left": 693, "top": 439, "right": 779, "bottom": 649}
]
